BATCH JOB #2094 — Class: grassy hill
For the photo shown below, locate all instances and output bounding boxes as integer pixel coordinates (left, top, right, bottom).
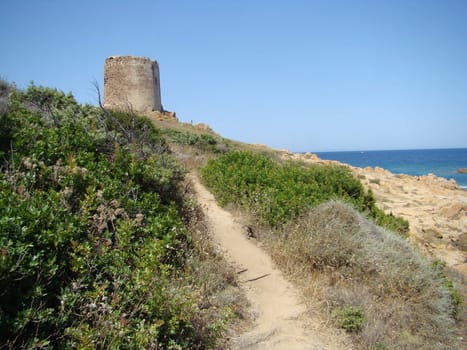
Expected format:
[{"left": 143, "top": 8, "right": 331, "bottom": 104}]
[{"left": 0, "top": 81, "right": 463, "bottom": 349}]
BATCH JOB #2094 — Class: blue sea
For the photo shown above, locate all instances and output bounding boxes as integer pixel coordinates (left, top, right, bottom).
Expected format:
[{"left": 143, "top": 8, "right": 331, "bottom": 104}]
[{"left": 315, "top": 148, "right": 467, "bottom": 189}]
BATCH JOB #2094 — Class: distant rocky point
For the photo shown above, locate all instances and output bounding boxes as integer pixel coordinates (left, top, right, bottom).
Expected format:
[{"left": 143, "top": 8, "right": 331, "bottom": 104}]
[{"left": 458, "top": 168, "right": 467, "bottom": 174}]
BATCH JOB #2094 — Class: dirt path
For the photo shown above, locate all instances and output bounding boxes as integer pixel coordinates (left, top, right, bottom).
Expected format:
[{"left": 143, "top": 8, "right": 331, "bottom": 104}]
[{"left": 191, "top": 175, "right": 352, "bottom": 350}]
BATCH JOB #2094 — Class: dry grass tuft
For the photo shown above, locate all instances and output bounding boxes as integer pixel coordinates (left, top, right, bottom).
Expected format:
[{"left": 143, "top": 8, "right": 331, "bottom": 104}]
[{"left": 265, "top": 201, "right": 459, "bottom": 349}]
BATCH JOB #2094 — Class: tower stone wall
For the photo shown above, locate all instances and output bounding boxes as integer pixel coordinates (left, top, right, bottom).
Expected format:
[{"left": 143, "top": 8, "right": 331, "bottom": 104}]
[{"left": 104, "top": 55, "right": 162, "bottom": 112}]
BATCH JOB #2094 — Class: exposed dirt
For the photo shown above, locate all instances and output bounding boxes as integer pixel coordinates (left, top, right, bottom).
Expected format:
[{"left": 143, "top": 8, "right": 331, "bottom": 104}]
[{"left": 191, "top": 174, "right": 353, "bottom": 350}]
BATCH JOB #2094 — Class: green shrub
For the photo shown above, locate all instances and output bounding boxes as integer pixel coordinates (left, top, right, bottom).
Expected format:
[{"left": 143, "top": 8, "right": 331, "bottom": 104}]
[
  {"left": 0, "top": 80, "right": 15, "bottom": 159},
  {"left": 335, "top": 306, "right": 365, "bottom": 332},
  {"left": 165, "top": 129, "right": 225, "bottom": 153},
  {"left": 0, "top": 78, "right": 10, "bottom": 116},
  {"left": 432, "top": 260, "right": 463, "bottom": 318},
  {"left": 201, "top": 151, "right": 409, "bottom": 234},
  {"left": 0, "top": 84, "right": 238, "bottom": 348},
  {"left": 371, "top": 205, "right": 409, "bottom": 237}
]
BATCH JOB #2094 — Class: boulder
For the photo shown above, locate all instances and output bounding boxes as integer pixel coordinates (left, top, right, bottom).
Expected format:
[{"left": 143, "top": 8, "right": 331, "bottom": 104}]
[{"left": 440, "top": 202, "right": 466, "bottom": 220}]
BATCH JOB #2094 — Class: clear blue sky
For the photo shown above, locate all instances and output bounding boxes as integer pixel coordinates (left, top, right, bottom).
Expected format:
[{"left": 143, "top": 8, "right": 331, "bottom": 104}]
[{"left": 1, "top": 0, "right": 466, "bottom": 152}]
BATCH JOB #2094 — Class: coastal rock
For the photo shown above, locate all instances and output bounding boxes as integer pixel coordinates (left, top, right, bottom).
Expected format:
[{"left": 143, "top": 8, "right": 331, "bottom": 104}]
[
  {"left": 194, "top": 123, "right": 213, "bottom": 132},
  {"left": 456, "top": 233, "right": 467, "bottom": 251},
  {"left": 279, "top": 149, "right": 293, "bottom": 155},
  {"left": 360, "top": 169, "right": 467, "bottom": 278},
  {"left": 458, "top": 168, "right": 467, "bottom": 174},
  {"left": 374, "top": 166, "right": 390, "bottom": 175},
  {"left": 303, "top": 152, "right": 321, "bottom": 161},
  {"left": 440, "top": 203, "right": 466, "bottom": 220},
  {"left": 424, "top": 227, "right": 443, "bottom": 239},
  {"left": 280, "top": 151, "right": 467, "bottom": 279},
  {"left": 418, "top": 173, "right": 459, "bottom": 190}
]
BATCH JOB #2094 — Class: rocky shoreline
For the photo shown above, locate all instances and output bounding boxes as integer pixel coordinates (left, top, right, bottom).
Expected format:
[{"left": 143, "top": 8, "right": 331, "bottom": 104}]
[{"left": 281, "top": 151, "right": 467, "bottom": 281}]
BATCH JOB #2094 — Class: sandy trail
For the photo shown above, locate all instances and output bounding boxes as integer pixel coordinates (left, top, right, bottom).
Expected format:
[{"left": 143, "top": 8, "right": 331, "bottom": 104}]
[{"left": 191, "top": 175, "right": 351, "bottom": 350}]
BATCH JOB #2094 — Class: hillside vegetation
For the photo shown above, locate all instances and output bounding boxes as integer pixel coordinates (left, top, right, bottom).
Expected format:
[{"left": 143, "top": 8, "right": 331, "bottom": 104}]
[
  {"left": 0, "top": 80, "right": 463, "bottom": 349},
  {"left": 201, "top": 151, "right": 409, "bottom": 234},
  {"left": 201, "top": 151, "right": 462, "bottom": 349},
  {"left": 0, "top": 82, "right": 244, "bottom": 349}
]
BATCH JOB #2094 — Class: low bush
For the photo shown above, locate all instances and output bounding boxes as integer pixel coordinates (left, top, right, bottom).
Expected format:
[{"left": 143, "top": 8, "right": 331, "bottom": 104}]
[
  {"left": 164, "top": 129, "right": 227, "bottom": 153},
  {"left": 201, "top": 151, "right": 408, "bottom": 235},
  {"left": 335, "top": 306, "right": 365, "bottom": 333},
  {"left": 432, "top": 260, "right": 463, "bottom": 318},
  {"left": 268, "top": 201, "right": 459, "bottom": 349}
]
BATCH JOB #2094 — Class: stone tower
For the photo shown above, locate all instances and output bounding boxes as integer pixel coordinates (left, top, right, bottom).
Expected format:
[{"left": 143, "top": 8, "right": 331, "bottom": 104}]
[{"left": 103, "top": 55, "right": 162, "bottom": 112}]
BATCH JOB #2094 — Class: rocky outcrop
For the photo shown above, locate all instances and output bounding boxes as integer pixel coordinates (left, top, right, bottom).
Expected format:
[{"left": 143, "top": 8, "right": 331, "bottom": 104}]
[
  {"left": 281, "top": 151, "right": 467, "bottom": 279},
  {"left": 354, "top": 165, "right": 466, "bottom": 277},
  {"left": 194, "top": 123, "right": 213, "bottom": 132},
  {"left": 145, "top": 110, "right": 178, "bottom": 122}
]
